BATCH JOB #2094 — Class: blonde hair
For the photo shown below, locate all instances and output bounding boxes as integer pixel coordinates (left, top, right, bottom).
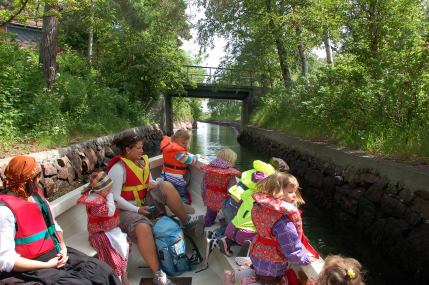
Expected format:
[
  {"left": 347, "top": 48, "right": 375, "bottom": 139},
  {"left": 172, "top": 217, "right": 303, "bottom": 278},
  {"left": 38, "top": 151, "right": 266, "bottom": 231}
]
[
  {"left": 217, "top": 148, "right": 237, "bottom": 164},
  {"left": 172, "top": 129, "right": 190, "bottom": 142},
  {"left": 256, "top": 172, "right": 305, "bottom": 204},
  {"left": 317, "top": 255, "right": 365, "bottom": 285}
]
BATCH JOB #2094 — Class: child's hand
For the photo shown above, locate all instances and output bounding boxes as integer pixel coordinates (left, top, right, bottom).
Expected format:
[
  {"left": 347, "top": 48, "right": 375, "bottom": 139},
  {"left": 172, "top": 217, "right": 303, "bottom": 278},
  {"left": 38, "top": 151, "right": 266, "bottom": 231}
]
[
  {"left": 147, "top": 181, "right": 156, "bottom": 190},
  {"left": 309, "top": 256, "right": 318, "bottom": 263}
]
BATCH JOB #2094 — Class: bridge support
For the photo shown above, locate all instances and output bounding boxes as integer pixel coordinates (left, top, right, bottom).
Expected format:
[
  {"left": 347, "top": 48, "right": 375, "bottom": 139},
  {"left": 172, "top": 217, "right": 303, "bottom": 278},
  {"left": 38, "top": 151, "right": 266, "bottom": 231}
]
[
  {"left": 241, "top": 87, "right": 265, "bottom": 133},
  {"left": 160, "top": 95, "right": 173, "bottom": 136}
]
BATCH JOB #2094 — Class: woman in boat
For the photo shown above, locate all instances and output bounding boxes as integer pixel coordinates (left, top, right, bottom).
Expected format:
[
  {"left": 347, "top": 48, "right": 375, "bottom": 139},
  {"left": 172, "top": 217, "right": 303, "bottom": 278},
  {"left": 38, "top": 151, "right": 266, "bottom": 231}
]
[
  {"left": 107, "top": 134, "right": 204, "bottom": 285},
  {"left": 0, "top": 156, "right": 120, "bottom": 284},
  {"left": 160, "top": 129, "right": 203, "bottom": 205}
]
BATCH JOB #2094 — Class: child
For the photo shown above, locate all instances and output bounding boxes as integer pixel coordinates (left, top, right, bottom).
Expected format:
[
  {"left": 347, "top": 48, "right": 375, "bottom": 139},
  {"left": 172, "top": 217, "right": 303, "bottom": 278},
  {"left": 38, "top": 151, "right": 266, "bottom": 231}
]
[
  {"left": 77, "top": 171, "right": 131, "bottom": 285},
  {"left": 312, "top": 255, "right": 366, "bottom": 285},
  {"left": 160, "top": 129, "right": 203, "bottom": 204},
  {"left": 244, "top": 172, "right": 316, "bottom": 284},
  {"left": 224, "top": 255, "right": 365, "bottom": 285},
  {"left": 201, "top": 148, "right": 241, "bottom": 227},
  {"left": 218, "top": 159, "right": 277, "bottom": 258}
]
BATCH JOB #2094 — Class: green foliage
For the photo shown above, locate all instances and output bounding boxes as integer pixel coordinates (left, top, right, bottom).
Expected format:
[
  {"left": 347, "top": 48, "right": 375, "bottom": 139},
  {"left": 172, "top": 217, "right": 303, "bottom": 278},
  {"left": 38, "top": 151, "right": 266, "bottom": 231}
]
[
  {"left": 0, "top": 39, "right": 150, "bottom": 149},
  {"left": 252, "top": 51, "right": 429, "bottom": 160},
  {"left": 172, "top": 97, "right": 204, "bottom": 121},
  {"left": 207, "top": 99, "right": 241, "bottom": 120}
]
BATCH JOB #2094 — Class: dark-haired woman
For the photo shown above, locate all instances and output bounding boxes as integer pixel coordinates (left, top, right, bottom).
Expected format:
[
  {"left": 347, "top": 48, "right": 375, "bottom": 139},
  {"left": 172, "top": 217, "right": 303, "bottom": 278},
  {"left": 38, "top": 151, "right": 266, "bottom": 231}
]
[
  {"left": 0, "top": 156, "right": 121, "bottom": 284},
  {"left": 107, "top": 134, "right": 204, "bottom": 285}
]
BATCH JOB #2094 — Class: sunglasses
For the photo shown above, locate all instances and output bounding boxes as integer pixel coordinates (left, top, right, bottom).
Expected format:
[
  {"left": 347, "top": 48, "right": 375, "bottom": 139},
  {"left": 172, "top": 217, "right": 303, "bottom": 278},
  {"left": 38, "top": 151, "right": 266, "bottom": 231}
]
[{"left": 131, "top": 135, "right": 142, "bottom": 142}]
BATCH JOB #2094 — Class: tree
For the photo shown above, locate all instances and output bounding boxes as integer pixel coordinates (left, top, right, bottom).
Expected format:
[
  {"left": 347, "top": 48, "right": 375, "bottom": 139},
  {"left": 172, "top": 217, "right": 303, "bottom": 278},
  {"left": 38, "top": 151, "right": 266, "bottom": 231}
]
[{"left": 39, "top": 3, "right": 61, "bottom": 89}]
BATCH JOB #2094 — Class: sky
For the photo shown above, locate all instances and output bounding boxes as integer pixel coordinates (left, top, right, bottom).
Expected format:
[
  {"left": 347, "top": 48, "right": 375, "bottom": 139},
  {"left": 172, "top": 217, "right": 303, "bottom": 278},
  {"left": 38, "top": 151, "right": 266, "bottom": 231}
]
[{"left": 180, "top": 3, "right": 226, "bottom": 68}]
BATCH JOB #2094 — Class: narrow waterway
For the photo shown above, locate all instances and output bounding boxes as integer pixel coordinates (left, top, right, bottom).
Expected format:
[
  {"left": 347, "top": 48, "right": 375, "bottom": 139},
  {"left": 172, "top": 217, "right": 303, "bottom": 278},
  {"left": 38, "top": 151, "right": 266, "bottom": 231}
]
[{"left": 189, "top": 122, "right": 412, "bottom": 285}]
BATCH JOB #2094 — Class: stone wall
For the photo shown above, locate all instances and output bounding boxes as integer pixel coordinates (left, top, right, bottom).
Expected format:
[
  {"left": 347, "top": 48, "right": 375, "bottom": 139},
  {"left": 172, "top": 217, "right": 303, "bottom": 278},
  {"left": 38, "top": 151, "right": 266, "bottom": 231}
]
[
  {"left": 239, "top": 126, "right": 429, "bottom": 281},
  {"left": 0, "top": 125, "right": 165, "bottom": 201}
]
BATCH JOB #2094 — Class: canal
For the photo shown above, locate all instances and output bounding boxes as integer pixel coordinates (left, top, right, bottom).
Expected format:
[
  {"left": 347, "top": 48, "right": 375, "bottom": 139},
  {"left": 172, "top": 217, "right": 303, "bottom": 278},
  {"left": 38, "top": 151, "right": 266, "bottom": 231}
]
[{"left": 189, "top": 122, "right": 414, "bottom": 285}]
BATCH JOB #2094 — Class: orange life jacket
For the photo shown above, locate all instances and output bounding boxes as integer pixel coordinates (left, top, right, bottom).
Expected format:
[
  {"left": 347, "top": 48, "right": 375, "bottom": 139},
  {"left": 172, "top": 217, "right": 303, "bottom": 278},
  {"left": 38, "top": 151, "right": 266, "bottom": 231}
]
[
  {"left": 160, "top": 136, "right": 188, "bottom": 175},
  {"left": 106, "top": 154, "right": 150, "bottom": 207},
  {"left": 0, "top": 190, "right": 61, "bottom": 259}
]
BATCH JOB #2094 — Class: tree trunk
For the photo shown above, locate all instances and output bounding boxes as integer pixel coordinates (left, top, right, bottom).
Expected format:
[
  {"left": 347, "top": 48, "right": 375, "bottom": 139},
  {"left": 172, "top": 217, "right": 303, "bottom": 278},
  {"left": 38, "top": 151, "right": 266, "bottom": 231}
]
[
  {"left": 368, "top": 0, "right": 379, "bottom": 52},
  {"left": 296, "top": 25, "right": 309, "bottom": 85},
  {"left": 324, "top": 31, "right": 333, "bottom": 64},
  {"left": 39, "top": 4, "right": 60, "bottom": 89},
  {"left": 88, "top": 25, "right": 93, "bottom": 68},
  {"left": 265, "top": 0, "right": 291, "bottom": 87}
]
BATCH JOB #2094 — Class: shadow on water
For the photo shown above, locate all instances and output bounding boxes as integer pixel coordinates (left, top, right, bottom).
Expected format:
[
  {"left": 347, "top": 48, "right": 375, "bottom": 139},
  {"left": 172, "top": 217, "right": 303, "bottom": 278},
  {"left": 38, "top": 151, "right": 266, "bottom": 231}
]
[{"left": 189, "top": 122, "right": 413, "bottom": 285}]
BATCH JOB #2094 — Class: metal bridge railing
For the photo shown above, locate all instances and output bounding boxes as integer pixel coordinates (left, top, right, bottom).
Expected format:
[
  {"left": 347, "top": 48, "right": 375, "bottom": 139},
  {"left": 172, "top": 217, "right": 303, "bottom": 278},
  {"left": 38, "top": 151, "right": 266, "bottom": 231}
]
[{"left": 182, "top": 65, "right": 259, "bottom": 87}]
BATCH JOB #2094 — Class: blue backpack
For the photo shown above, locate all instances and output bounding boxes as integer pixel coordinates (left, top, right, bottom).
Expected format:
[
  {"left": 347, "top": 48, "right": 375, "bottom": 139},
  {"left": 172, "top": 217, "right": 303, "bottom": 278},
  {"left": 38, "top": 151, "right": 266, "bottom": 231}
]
[{"left": 152, "top": 216, "right": 203, "bottom": 277}]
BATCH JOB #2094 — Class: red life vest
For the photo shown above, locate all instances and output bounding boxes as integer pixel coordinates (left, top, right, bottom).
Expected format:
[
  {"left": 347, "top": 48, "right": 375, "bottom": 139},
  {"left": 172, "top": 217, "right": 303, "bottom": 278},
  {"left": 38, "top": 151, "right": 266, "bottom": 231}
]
[
  {"left": 201, "top": 163, "right": 241, "bottom": 193},
  {"left": 160, "top": 136, "right": 188, "bottom": 175},
  {"left": 106, "top": 155, "right": 150, "bottom": 207},
  {"left": 0, "top": 190, "right": 61, "bottom": 259},
  {"left": 251, "top": 193, "right": 320, "bottom": 262},
  {"left": 77, "top": 192, "right": 120, "bottom": 236}
]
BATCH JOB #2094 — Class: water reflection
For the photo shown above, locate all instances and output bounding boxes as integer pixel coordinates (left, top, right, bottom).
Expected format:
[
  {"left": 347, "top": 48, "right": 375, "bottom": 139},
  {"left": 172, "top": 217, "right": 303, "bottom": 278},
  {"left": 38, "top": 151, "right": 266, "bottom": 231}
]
[{"left": 189, "top": 122, "right": 268, "bottom": 171}]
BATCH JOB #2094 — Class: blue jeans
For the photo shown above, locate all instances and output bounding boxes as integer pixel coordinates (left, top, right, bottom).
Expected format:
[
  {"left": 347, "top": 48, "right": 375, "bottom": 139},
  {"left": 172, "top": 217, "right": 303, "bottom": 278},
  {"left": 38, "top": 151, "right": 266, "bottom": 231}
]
[
  {"left": 222, "top": 198, "right": 238, "bottom": 224},
  {"left": 173, "top": 183, "right": 188, "bottom": 204},
  {"left": 162, "top": 173, "right": 188, "bottom": 204}
]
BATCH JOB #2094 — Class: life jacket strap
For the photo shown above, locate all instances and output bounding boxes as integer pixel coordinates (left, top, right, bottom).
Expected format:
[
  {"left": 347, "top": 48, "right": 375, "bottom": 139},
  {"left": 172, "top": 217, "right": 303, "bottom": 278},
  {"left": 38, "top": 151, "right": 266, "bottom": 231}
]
[
  {"left": 163, "top": 163, "right": 188, "bottom": 171},
  {"left": 255, "top": 234, "right": 280, "bottom": 246}
]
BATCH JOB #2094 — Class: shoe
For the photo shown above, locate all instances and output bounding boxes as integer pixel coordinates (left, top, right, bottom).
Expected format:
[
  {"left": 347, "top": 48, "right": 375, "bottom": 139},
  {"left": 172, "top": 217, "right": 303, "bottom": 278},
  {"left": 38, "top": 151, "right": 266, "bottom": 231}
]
[
  {"left": 235, "top": 257, "right": 252, "bottom": 267},
  {"left": 219, "top": 237, "right": 234, "bottom": 257},
  {"left": 223, "top": 270, "right": 235, "bottom": 285},
  {"left": 153, "top": 270, "right": 175, "bottom": 285},
  {"left": 202, "top": 233, "right": 219, "bottom": 262},
  {"left": 183, "top": 214, "right": 204, "bottom": 230},
  {"left": 237, "top": 240, "right": 251, "bottom": 257},
  {"left": 184, "top": 203, "right": 195, "bottom": 214},
  {"left": 121, "top": 272, "right": 130, "bottom": 285}
]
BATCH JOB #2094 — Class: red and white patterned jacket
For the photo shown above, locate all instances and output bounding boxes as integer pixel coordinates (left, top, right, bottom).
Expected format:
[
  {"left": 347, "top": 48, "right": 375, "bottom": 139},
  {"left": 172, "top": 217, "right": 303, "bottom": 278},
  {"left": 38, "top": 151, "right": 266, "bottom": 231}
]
[
  {"left": 77, "top": 192, "right": 120, "bottom": 236},
  {"left": 201, "top": 158, "right": 241, "bottom": 211}
]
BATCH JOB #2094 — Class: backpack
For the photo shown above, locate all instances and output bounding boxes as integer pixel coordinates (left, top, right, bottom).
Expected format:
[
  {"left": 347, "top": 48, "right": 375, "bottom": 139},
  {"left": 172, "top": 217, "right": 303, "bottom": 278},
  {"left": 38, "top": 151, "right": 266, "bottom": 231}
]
[{"left": 152, "top": 216, "right": 203, "bottom": 277}]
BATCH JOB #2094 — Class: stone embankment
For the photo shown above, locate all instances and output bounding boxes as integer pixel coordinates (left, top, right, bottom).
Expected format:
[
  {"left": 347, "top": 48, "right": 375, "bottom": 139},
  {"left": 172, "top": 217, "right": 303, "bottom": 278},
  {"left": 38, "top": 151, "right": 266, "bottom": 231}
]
[
  {"left": 0, "top": 125, "right": 168, "bottom": 201},
  {"left": 239, "top": 126, "right": 429, "bottom": 281}
]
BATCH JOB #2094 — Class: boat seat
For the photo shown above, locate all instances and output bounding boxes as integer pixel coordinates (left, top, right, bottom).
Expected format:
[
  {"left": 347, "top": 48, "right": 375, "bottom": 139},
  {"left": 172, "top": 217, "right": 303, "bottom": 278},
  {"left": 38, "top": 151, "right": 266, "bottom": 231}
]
[{"left": 50, "top": 184, "right": 97, "bottom": 257}]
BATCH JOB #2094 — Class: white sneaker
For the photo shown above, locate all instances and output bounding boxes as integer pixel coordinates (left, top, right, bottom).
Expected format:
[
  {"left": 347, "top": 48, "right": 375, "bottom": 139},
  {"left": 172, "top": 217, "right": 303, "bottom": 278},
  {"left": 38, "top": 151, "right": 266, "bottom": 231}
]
[{"left": 153, "top": 270, "right": 175, "bottom": 285}]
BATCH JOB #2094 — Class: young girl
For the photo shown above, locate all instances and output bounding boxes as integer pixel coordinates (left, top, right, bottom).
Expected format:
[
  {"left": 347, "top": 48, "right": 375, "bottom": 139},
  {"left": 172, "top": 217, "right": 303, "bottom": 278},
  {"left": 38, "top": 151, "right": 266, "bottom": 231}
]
[
  {"left": 201, "top": 148, "right": 241, "bottom": 227},
  {"left": 311, "top": 255, "right": 365, "bottom": 285},
  {"left": 248, "top": 172, "right": 316, "bottom": 284},
  {"left": 77, "top": 171, "right": 131, "bottom": 285},
  {"left": 160, "top": 129, "right": 203, "bottom": 205}
]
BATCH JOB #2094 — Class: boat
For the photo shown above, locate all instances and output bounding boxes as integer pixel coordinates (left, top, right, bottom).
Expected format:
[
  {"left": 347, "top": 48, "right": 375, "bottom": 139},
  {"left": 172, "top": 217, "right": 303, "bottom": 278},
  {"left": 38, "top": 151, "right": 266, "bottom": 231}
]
[{"left": 50, "top": 154, "right": 324, "bottom": 284}]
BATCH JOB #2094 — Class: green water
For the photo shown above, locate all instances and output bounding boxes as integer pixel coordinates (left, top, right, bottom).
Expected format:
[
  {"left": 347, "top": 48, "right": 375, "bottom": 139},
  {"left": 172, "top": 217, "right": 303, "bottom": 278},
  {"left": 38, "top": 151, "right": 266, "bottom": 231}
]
[{"left": 189, "top": 122, "right": 413, "bottom": 285}]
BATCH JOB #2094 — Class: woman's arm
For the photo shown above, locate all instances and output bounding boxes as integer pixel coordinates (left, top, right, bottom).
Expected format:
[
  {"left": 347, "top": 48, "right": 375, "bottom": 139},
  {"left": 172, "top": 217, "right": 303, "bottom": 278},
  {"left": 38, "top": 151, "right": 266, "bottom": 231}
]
[{"left": 272, "top": 216, "right": 310, "bottom": 266}]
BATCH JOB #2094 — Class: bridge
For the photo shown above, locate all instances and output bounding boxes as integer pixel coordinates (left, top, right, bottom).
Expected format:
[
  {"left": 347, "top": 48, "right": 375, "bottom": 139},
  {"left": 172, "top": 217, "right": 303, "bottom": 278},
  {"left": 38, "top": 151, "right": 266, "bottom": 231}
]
[{"left": 160, "top": 65, "right": 265, "bottom": 135}]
